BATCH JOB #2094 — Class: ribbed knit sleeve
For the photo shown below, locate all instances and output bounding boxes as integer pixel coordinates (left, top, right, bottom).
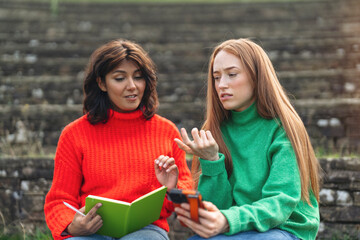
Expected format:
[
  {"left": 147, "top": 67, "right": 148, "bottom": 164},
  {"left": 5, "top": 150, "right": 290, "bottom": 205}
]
[
  {"left": 172, "top": 127, "right": 193, "bottom": 191},
  {"left": 159, "top": 120, "right": 193, "bottom": 216},
  {"left": 198, "top": 153, "right": 233, "bottom": 209},
  {"left": 44, "top": 123, "right": 84, "bottom": 239}
]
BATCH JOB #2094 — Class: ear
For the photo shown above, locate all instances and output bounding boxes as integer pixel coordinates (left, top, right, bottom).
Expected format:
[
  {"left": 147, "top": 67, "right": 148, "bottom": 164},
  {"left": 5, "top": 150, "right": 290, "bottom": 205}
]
[{"left": 96, "top": 77, "right": 107, "bottom": 92}]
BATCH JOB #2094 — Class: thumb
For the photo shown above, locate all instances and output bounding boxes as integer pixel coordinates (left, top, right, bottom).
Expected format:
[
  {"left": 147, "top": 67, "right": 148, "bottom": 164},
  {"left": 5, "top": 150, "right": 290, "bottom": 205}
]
[{"left": 202, "top": 201, "right": 218, "bottom": 212}]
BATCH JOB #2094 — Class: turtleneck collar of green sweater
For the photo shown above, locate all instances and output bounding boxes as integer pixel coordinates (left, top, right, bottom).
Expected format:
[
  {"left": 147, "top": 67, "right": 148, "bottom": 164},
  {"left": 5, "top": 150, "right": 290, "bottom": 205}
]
[{"left": 228, "top": 101, "right": 263, "bottom": 129}]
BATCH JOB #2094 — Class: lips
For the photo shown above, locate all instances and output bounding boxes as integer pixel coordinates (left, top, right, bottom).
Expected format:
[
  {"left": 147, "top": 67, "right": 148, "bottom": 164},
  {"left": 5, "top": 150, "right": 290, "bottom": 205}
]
[
  {"left": 220, "top": 93, "right": 232, "bottom": 101},
  {"left": 125, "top": 94, "right": 137, "bottom": 99}
]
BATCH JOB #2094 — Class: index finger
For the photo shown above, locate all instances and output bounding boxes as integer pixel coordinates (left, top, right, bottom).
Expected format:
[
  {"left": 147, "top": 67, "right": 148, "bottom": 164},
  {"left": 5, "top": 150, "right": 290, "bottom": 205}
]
[
  {"left": 85, "top": 203, "right": 102, "bottom": 220},
  {"left": 180, "top": 128, "right": 193, "bottom": 145}
]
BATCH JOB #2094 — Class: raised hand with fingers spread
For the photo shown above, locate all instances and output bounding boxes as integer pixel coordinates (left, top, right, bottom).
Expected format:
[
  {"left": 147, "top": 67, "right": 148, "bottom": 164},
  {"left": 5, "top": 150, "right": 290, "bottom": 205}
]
[{"left": 174, "top": 128, "right": 219, "bottom": 161}]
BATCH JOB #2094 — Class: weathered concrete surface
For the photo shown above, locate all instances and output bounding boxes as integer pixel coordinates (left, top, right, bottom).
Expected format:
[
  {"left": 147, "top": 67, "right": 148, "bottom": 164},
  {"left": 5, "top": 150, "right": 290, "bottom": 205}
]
[{"left": 1, "top": 157, "right": 360, "bottom": 239}]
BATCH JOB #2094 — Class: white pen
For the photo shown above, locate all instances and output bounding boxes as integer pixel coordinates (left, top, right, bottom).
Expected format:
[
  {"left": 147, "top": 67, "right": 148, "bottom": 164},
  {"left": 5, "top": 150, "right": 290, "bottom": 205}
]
[{"left": 63, "top": 201, "right": 86, "bottom": 217}]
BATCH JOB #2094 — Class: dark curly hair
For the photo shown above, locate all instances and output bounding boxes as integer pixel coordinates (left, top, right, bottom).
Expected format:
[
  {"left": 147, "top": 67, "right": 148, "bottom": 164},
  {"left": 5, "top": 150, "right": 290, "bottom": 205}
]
[{"left": 83, "top": 39, "right": 159, "bottom": 124}]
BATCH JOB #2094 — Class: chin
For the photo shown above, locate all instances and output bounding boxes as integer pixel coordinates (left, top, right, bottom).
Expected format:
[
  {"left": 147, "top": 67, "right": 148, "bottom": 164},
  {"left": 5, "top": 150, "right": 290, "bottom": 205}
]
[{"left": 222, "top": 104, "right": 234, "bottom": 111}]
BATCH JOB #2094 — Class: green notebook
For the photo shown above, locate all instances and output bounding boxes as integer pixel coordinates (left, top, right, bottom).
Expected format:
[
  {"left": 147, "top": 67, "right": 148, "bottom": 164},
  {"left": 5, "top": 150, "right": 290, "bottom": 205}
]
[{"left": 85, "top": 185, "right": 167, "bottom": 238}]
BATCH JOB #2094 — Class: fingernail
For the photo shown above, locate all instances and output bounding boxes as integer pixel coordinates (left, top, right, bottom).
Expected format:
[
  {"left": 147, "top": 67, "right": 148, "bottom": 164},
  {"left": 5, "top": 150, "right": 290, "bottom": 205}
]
[{"left": 163, "top": 164, "right": 167, "bottom": 168}]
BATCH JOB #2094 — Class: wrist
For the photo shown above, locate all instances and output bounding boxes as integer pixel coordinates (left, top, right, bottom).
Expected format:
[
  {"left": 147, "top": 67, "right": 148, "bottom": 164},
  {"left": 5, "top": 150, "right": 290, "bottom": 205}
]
[
  {"left": 209, "top": 153, "right": 219, "bottom": 161},
  {"left": 65, "top": 223, "right": 72, "bottom": 235},
  {"left": 166, "top": 183, "right": 177, "bottom": 192},
  {"left": 66, "top": 222, "right": 76, "bottom": 236},
  {"left": 221, "top": 216, "right": 230, "bottom": 233}
]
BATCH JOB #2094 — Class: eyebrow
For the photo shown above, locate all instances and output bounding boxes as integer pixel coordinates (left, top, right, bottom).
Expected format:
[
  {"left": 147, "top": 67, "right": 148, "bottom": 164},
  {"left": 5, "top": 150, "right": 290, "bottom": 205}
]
[
  {"left": 213, "top": 66, "right": 239, "bottom": 73},
  {"left": 111, "top": 69, "right": 141, "bottom": 74}
]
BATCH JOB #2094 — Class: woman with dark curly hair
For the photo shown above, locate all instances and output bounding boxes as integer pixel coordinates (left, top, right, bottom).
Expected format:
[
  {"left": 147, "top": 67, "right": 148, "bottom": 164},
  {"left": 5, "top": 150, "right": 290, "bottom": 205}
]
[{"left": 44, "top": 39, "right": 193, "bottom": 240}]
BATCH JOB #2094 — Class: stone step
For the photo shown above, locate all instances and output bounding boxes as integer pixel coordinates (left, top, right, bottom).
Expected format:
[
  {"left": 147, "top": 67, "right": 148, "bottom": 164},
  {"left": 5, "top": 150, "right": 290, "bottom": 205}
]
[
  {"left": 1, "top": 14, "right": 334, "bottom": 27},
  {"left": 1, "top": 69, "right": 359, "bottom": 105},
  {"left": 2, "top": 37, "right": 359, "bottom": 59},
  {"left": 0, "top": 11, "right": 343, "bottom": 27},
  {"left": 1, "top": 1, "right": 357, "bottom": 41},
  {"left": 293, "top": 98, "right": 360, "bottom": 152},
  {"left": 278, "top": 69, "right": 360, "bottom": 99},
  {"left": 0, "top": 21, "right": 349, "bottom": 42},
  {"left": 0, "top": 104, "right": 83, "bottom": 147},
  {"left": 0, "top": 0, "right": 357, "bottom": 35},
  {"left": 0, "top": 73, "right": 206, "bottom": 105},
  {"left": 0, "top": 0, "right": 359, "bottom": 156},
  {"left": 0, "top": 76, "right": 83, "bottom": 105},
  {"left": 2, "top": 24, "right": 358, "bottom": 47},
  {"left": 0, "top": 2, "right": 357, "bottom": 41},
  {"left": 1, "top": 50, "right": 359, "bottom": 77},
  {"left": 1, "top": 2, "right": 356, "bottom": 28},
  {"left": 1, "top": 99, "right": 360, "bottom": 153},
  {"left": 0, "top": 0, "right": 348, "bottom": 22}
]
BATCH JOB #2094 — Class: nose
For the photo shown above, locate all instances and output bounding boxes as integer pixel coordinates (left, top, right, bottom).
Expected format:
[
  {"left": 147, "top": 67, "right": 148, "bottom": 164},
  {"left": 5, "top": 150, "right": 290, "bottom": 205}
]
[
  {"left": 217, "top": 76, "right": 228, "bottom": 89},
  {"left": 126, "top": 78, "right": 136, "bottom": 90}
]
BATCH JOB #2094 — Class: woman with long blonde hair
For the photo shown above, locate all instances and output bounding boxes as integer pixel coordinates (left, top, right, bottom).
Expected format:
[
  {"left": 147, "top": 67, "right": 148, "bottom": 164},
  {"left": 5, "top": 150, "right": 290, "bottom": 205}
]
[{"left": 174, "top": 38, "right": 320, "bottom": 240}]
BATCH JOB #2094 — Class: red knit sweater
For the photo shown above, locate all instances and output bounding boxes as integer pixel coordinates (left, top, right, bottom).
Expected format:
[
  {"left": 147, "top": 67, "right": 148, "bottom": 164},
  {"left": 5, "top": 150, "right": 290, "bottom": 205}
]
[{"left": 44, "top": 109, "right": 193, "bottom": 240}]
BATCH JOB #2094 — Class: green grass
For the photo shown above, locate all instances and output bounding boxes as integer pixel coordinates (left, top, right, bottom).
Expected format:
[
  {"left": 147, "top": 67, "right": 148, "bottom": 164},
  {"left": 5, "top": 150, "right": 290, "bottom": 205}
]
[
  {"left": 0, "top": 210, "right": 52, "bottom": 240},
  {"left": 0, "top": 227, "right": 52, "bottom": 240}
]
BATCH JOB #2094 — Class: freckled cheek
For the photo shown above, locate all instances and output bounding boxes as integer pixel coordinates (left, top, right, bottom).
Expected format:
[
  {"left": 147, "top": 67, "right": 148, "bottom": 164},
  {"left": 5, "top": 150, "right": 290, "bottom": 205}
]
[{"left": 214, "top": 83, "right": 221, "bottom": 96}]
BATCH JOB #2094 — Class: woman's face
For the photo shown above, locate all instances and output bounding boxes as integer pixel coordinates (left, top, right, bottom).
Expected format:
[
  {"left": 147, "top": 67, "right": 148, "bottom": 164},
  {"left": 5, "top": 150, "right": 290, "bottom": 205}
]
[
  {"left": 97, "top": 59, "right": 146, "bottom": 113},
  {"left": 213, "top": 50, "right": 255, "bottom": 112}
]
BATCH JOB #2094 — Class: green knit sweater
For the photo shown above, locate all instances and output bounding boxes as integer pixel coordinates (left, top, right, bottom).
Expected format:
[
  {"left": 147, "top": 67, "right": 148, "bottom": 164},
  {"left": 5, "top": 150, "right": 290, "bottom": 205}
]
[{"left": 198, "top": 102, "right": 319, "bottom": 240}]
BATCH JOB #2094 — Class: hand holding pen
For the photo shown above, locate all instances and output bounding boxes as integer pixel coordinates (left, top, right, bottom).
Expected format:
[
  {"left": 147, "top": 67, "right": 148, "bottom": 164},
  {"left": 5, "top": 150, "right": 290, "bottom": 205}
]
[
  {"left": 63, "top": 201, "right": 103, "bottom": 236},
  {"left": 63, "top": 201, "right": 86, "bottom": 216}
]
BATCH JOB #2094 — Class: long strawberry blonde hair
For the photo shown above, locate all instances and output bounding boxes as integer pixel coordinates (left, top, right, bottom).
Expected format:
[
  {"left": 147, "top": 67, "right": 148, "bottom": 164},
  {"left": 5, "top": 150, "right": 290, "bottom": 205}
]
[{"left": 192, "top": 38, "right": 320, "bottom": 203}]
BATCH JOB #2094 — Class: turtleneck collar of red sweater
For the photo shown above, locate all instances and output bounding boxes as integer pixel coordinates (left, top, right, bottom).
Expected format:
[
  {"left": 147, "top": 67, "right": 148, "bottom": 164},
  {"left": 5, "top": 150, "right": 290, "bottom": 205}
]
[{"left": 108, "top": 109, "right": 145, "bottom": 121}]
